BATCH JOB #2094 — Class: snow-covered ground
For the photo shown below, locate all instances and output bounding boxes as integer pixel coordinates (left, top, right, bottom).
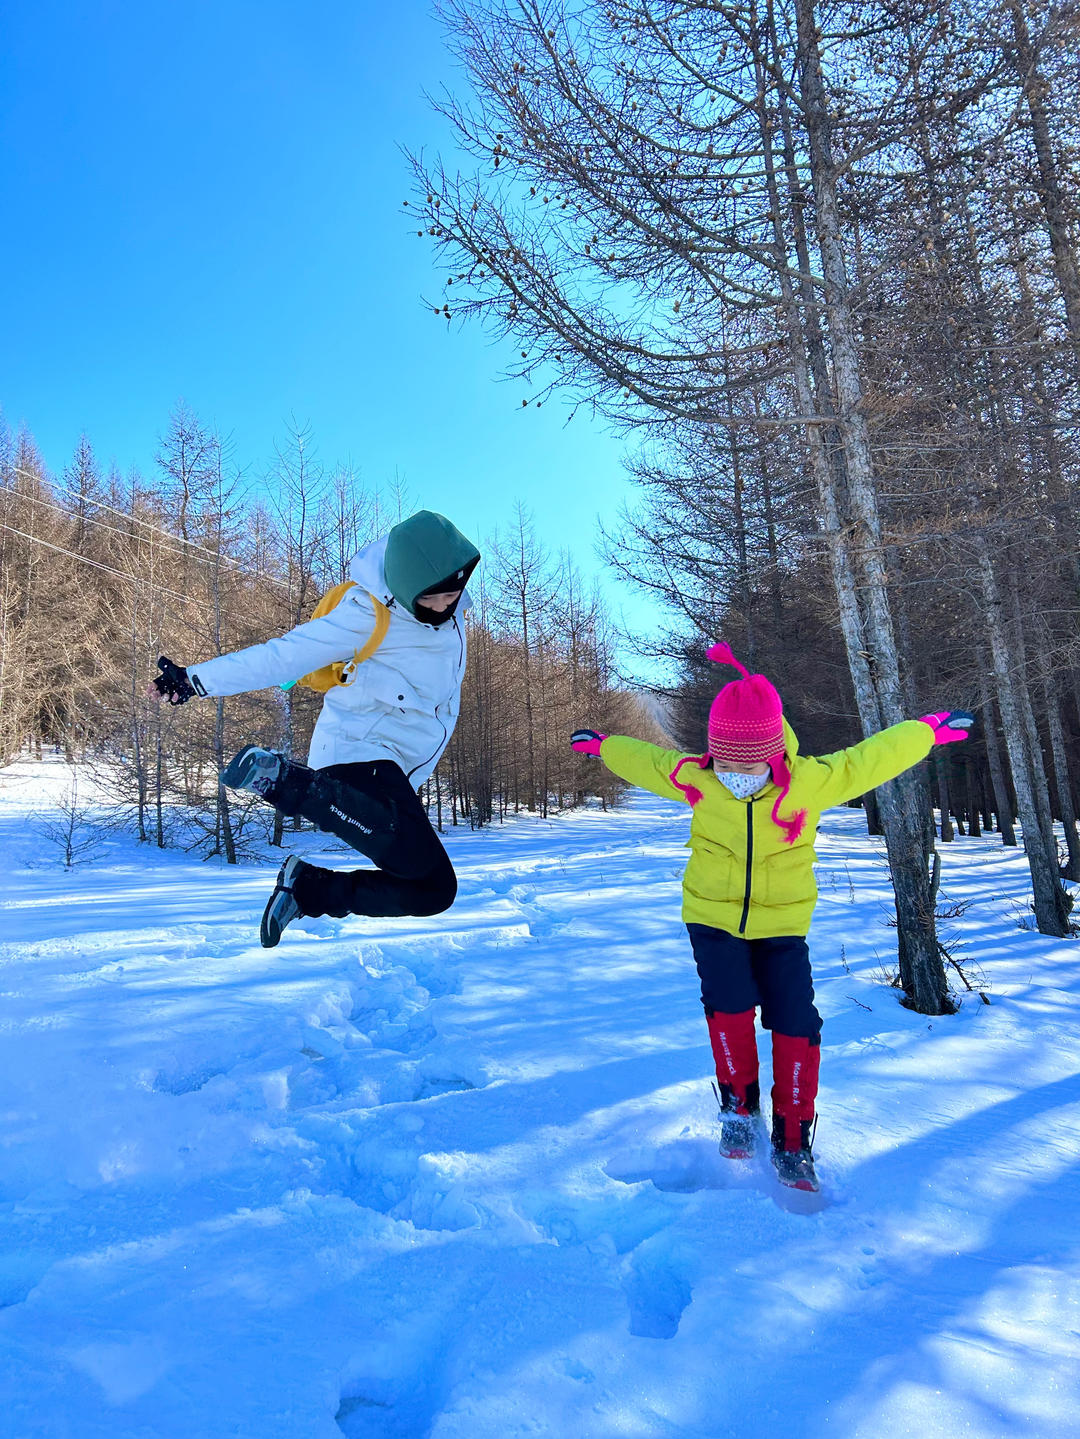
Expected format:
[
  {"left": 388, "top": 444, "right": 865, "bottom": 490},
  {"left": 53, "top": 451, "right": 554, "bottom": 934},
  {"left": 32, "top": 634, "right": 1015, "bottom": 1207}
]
[{"left": 1, "top": 759, "right": 1078, "bottom": 1439}]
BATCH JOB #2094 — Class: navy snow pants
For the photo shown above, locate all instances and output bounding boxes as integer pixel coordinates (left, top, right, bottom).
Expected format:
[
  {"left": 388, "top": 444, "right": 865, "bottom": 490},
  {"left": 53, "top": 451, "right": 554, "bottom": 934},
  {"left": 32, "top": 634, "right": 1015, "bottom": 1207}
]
[{"left": 686, "top": 923, "right": 822, "bottom": 1039}]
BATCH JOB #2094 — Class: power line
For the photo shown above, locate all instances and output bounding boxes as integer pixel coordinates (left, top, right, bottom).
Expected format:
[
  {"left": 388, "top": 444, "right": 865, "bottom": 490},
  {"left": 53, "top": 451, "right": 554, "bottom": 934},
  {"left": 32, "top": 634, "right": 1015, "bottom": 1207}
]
[
  {"left": 0, "top": 521, "right": 202, "bottom": 607},
  {"left": 4, "top": 482, "right": 275, "bottom": 589},
  {"left": 11, "top": 466, "right": 291, "bottom": 591}
]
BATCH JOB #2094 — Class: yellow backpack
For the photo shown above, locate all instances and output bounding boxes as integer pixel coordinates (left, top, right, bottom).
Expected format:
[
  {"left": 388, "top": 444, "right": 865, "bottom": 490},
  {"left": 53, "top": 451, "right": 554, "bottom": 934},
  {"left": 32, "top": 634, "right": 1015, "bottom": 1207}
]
[{"left": 294, "top": 582, "right": 391, "bottom": 692}]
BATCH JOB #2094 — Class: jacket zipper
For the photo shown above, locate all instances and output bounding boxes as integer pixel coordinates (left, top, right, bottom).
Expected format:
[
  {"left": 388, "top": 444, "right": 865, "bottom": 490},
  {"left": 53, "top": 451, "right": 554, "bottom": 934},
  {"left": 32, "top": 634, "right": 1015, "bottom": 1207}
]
[
  {"left": 406, "top": 616, "right": 463, "bottom": 782},
  {"left": 738, "top": 799, "right": 754, "bottom": 935},
  {"left": 407, "top": 718, "right": 447, "bottom": 783}
]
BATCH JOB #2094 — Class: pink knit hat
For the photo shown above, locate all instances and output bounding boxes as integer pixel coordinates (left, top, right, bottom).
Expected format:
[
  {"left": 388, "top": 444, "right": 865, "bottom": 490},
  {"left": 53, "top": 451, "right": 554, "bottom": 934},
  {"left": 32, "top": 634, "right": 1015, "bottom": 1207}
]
[
  {"left": 669, "top": 642, "right": 807, "bottom": 845},
  {"left": 706, "top": 642, "right": 785, "bottom": 765}
]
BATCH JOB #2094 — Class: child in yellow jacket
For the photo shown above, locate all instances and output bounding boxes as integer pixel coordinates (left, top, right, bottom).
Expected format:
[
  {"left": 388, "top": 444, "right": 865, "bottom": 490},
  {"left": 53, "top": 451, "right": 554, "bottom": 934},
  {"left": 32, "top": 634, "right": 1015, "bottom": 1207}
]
[{"left": 572, "top": 642, "right": 972, "bottom": 1191}]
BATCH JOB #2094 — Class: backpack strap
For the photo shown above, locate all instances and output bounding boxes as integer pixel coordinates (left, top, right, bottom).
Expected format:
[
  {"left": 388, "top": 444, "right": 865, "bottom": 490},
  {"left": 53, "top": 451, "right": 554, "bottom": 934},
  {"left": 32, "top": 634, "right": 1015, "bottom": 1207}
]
[
  {"left": 287, "top": 587, "right": 392, "bottom": 692},
  {"left": 355, "top": 594, "right": 391, "bottom": 664},
  {"left": 309, "top": 579, "right": 357, "bottom": 618}
]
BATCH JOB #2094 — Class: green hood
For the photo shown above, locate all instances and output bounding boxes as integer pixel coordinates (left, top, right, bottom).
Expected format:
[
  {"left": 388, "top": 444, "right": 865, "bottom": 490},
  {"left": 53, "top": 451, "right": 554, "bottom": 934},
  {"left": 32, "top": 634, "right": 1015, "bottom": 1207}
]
[
  {"left": 383, "top": 510, "right": 481, "bottom": 617},
  {"left": 781, "top": 716, "right": 800, "bottom": 762}
]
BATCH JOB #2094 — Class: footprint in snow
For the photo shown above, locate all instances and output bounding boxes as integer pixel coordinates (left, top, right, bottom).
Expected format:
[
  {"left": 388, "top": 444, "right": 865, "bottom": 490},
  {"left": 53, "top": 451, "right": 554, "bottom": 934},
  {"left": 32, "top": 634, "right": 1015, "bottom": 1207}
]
[
  {"left": 335, "top": 1392, "right": 405, "bottom": 1439},
  {"left": 411, "top": 1074, "right": 477, "bottom": 1101},
  {"left": 605, "top": 1140, "right": 722, "bottom": 1194},
  {"left": 623, "top": 1234, "right": 694, "bottom": 1340},
  {"left": 151, "top": 1064, "right": 227, "bottom": 1096}
]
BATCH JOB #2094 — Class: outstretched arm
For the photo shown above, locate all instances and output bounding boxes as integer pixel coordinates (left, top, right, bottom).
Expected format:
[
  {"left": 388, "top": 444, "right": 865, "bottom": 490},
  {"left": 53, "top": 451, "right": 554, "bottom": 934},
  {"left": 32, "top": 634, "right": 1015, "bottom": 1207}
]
[
  {"left": 186, "top": 590, "right": 376, "bottom": 698},
  {"left": 573, "top": 730, "right": 694, "bottom": 804},
  {"left": 805, "top": 712, "right": 972, "bottom": 809}
]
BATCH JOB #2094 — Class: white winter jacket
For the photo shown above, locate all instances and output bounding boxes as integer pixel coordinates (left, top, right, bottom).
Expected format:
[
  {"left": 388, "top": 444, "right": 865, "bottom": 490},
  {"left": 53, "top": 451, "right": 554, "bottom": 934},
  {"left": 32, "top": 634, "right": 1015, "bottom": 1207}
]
[{"left": 188, "top": 538, "right": 469, "bottom": 786}]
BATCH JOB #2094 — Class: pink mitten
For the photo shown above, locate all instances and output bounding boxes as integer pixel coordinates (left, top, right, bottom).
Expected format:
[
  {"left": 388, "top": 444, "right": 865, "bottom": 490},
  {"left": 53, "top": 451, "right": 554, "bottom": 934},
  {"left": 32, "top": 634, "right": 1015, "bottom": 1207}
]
[
  {"left": 918, "top": 710, "right": 974, "bottom": 745},
  {"left": 571, "top": 728, "right": 607, "bottom": 757}
]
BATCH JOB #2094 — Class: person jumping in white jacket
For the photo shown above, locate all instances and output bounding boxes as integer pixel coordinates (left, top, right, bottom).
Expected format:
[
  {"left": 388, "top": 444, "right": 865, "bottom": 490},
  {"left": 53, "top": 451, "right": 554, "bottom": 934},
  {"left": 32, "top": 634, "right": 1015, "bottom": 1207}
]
[{"left": 151, "top": 509, "right": 481, "bottom": 947}]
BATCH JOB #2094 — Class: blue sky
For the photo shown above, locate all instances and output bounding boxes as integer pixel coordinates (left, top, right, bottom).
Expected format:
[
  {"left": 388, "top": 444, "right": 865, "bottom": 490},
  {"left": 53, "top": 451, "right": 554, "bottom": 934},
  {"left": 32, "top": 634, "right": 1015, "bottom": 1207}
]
[{"left": 0, "top": 0, "right": 665, "bottom": 676}]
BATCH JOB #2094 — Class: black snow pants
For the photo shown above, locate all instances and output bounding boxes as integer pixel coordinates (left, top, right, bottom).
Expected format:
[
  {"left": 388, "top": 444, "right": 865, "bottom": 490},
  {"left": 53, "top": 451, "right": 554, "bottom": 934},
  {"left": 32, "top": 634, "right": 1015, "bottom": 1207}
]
[{"left": 271, "top": 759, "right": 457, "bottom": 920}]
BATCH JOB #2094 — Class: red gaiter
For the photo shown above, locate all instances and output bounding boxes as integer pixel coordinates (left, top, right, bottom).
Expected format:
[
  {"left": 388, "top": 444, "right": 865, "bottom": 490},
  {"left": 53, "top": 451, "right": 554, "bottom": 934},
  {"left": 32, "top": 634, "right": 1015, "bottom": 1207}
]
[
  {"left": 706, "top": 1010, "right": 760, "bottom": 1114},
  {"left": 771, "top": 1033, "right": 821, "bottom": 1149}
]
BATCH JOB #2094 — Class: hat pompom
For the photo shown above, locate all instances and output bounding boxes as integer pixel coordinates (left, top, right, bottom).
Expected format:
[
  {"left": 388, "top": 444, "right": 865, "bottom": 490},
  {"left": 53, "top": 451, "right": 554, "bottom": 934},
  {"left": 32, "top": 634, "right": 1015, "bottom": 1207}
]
[{"left": 706, "top": 641, "right": 750, "bottom": 679}]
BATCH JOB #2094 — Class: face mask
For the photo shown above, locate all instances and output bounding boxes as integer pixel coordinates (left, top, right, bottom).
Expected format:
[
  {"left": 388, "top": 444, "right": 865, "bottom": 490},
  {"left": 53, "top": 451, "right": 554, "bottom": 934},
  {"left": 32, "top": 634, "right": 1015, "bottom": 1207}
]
[
  {"left": 413, "top": 600, "right": 457, "bottom": 626},
  {"left": 716, "top": 769, "right": 771, "bottom": 799}
]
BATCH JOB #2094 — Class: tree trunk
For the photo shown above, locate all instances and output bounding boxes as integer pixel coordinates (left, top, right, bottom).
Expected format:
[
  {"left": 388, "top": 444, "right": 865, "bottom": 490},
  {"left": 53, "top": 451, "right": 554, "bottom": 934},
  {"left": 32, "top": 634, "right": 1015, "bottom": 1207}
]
[
  {"left": 977, "top": 538, "right": 1068, "bottom": 933},
  {"left": 129, "top": 605, "right": 149, "bottom": 844},
  {"left": 272, "top": 686, "right": 293, "bottom": 847},
  {"left": 794, "top": 0, "right": 949, "bottom": 1012},
  {"left": 979, "top": 662, "right": 1017, "bottom": 845},
  {"left": 215, "top": 697, "right": 237, "bottom": 865},
  {"left": 965, "top": 758, "right": 982, "bottom": 839},
  {"left": 1042, "top": 664, "right": 1080, "bottom": 881},
  {"left": 154, "top": 706, "right": 165, "bottom": 849},
  {"left": 936, "top": 754, "right": 954, "bottom": 842},
  {"left": 1009, "top": 0, "right": 1080, "bottom": 379},
  {"left": 863, "top": 786, "right": 883, "bottom": 837},
  {"left": 1009, "top": 586, "right": 1063, "bottom": 884}
]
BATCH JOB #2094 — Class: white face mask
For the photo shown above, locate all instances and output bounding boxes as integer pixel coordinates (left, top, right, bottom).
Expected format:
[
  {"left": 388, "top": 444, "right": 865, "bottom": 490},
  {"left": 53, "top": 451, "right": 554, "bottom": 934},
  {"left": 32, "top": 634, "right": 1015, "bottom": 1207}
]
[{"left": 716, "top": 769, "right": 771, "bottom": 799}]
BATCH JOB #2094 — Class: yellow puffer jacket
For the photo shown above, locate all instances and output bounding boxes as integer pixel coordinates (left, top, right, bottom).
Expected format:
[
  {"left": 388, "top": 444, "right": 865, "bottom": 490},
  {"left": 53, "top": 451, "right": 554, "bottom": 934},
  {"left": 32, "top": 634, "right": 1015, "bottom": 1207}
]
[{"left": 599, "top": 719, "right": 934, "bottom": 939}]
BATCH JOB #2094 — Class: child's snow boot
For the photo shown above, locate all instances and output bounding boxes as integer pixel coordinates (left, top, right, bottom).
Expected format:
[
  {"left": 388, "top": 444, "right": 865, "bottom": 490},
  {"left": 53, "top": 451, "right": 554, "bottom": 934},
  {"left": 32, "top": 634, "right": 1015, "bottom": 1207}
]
[
  {"left": 706, "top": 1010, "right": 760, "bottom": 1159},
  {"left": 770, "top": 1032, "right": 821, "bottom": 1191},
  {"left": 770, "top": 1115, "right": 819, "bottom": 1191},
  {"left": 714, "top": 1080, "right": 761, "bottom": 1158},
  {"left": 260, "top": 855, "right": 310, "bottom": 948}
]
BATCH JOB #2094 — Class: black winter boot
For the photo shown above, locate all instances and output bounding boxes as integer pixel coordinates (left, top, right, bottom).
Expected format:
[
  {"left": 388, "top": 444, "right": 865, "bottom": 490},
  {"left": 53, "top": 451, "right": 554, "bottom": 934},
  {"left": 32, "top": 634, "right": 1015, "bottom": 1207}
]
[
  {"left": 221, "top": 745, "right": 285, "bottom": 797},
  {"left": 260, "top": 855, "right": 311, "bottom": 948},
  {"left": 714, "top": 1080, "right": 761, "bottom": 1159},
  {"left": 221, "top": 746, "right": 318, "bottom": 810},
  {"left": 770, "top": 1113, "right": 819, "bottom": 1192}
]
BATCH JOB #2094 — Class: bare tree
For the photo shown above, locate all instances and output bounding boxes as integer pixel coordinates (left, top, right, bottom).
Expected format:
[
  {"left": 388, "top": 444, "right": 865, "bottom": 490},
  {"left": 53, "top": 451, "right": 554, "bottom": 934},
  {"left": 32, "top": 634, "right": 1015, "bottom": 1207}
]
[{"left": 413, "top": 0, "right": 1028, "bottom": 1008}]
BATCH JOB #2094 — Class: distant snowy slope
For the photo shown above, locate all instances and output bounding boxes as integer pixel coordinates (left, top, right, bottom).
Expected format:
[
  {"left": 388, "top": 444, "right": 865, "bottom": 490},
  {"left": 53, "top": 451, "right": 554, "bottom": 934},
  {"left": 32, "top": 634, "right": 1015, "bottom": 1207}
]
[{"left": 0, "top": 759, "right": 1077, "bottom": 1439}]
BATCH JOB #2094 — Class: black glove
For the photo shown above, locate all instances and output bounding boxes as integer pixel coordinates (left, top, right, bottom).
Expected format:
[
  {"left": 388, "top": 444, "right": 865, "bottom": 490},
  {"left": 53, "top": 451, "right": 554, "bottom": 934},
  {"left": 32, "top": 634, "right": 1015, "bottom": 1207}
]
[{"left": 153, "top": 655, "right": 199, "bottom": 705}]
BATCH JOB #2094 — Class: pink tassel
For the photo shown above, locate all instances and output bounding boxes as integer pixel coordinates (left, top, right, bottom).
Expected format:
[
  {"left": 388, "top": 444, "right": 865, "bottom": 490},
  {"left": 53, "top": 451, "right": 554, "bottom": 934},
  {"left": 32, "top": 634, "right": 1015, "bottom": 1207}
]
[
  {"left": 670, "top": 754, "right": 710, "bottom": 806},
  {"left": 771, "top": 795, "right": 808, "bottom": 845},
  {"left": 706, "top": 641, "right": 750, "bottom": 680}
]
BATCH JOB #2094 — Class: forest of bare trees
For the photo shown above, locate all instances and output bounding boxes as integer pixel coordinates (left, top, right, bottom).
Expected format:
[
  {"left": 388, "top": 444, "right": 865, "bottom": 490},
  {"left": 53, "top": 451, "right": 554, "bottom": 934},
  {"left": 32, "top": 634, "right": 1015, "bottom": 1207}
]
[
  {"left": 2, "top": 0, "right": 1077, "bottom": 1023},
  {"left": 0, "top": 409, "right": 658, "bottom": 856},
  {"left": 413, "top": 0, "right": 1080, "bottom": 1011}
]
